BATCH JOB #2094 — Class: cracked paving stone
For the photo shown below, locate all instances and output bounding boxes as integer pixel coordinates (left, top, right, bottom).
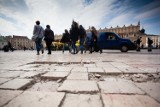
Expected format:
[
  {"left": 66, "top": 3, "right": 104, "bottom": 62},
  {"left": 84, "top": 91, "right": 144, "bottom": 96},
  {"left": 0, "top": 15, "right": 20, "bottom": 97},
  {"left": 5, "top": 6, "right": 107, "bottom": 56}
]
[
  {"left": 27, "top": 81, "right": 59, "bottom": 92},
  {"left": 88, "top": 67, "right": 105, "bottom": 74},
  {"left": 19, "top": 71, "right": 42, "bottom": 78},
  {"left": 0, "top": 78, "right": 11, "bottom": 85},
  {"left": 3, "top": 91, "right": 65, "bottom": 107},
  {"left": 55, "top": 67, "right": 72, "bottom": 72},
  {"left": 71, "top": 67, "right": 88, "bottom": 73},
  {"left": 135, "top": 82, "right": 160, "bottom": 102},
  {"left": 67, "top": 72, "right": 88, "bottom": 80},
  {"left": 41, "top": 71, "right": 70, "bottom": 80},
  {"left": 102, "top": 94, "right": 160, "bottom": 107},
  {"left": 98, "top": 78, "right": 145, "bottom": 94},
  {"left": 61, "top": 94, "right": 103, "bottom": 107},
  {"left": 103, "top": 67, "right": 122, "bottom": 74},
  {"left": 0, "top": 90, "right": 23, "bottom": 107},
  {"left": 58, "top": 80, "right": 99, "bottom": 94},
  {"left": 0, "top": 78, "right": 33, "bottom": 90},
  {"left": 0, "top": 71, "right": 25, "bottom": 78}
]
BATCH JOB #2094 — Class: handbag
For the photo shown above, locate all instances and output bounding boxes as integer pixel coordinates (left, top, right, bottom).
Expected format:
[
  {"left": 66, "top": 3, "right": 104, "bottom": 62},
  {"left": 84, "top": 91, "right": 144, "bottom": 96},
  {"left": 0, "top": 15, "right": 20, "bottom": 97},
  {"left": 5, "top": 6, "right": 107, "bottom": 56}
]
[{"left": 32, "top": 27, "right": 42, "bottom": 41}]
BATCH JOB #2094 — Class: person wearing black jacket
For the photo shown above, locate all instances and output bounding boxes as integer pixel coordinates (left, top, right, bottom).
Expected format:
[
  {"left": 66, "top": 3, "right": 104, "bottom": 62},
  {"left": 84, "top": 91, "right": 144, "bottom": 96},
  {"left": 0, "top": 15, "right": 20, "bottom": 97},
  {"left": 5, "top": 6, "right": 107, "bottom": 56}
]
[
  {"left": 89, "top": 26, "right": 98, "bottom": 53},
  {"left": 79, "top": 25, "right": 86, "bottom": 54},
  {"left": 148, "top": 37, "right": 153, "bottom": 52},
  {"left": 136, "top": 37, "right": 142, "bottom": 51},
  {"left": 44, "top": 25, "right": 54, "bottom": 54},
  {"left": 60, "top": 29, "right": 71, "bottom": 53},
  {"left": 70, "top": 21, "right": 79, "bottom": 54}
]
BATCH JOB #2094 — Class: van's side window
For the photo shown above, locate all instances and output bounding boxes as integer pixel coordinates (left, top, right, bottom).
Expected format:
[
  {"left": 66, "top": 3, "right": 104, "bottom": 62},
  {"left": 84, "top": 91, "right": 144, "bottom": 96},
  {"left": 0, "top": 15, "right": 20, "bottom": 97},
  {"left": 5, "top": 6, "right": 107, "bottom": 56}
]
[{"left": 106, "top": 33, "right": 116, "bottom": 40}]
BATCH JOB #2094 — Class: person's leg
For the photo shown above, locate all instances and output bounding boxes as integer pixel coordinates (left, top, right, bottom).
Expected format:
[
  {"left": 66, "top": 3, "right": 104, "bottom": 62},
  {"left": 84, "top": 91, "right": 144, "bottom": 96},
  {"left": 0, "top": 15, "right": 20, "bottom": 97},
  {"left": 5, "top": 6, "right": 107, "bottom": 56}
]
[
  {"left": 48, "top": 41, "right": 52, "bottom": 54},
  {"left": 62, "top": 43, "right": 65, "bottom": 53},
  {"left": 35, "top": 39, "right": 41, "bottom": 55},
  {"left": 68, "top": 42, "right": 71, "bottom": 53},
  {"left": 72, "top": 41, "right": 76, "bottom": 54},
  {"left": 80, "top": 38, "right": 84, "bottom": 54}
]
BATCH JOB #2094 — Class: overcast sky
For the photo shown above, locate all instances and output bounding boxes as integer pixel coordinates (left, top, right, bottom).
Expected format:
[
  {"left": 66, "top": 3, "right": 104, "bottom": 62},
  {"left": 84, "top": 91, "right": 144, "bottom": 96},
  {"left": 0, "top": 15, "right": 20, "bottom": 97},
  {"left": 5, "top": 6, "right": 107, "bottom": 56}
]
[{"left": 0, "top": 0, "right": 160, "bottom": 38}]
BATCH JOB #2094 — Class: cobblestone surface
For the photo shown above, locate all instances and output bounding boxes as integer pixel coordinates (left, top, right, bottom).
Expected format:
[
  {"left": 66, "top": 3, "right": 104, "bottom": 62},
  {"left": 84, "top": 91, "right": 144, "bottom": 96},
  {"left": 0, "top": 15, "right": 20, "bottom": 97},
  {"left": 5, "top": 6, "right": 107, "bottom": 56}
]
[{"left": 0, "top": 50, "right": 160, "bottom": 106}]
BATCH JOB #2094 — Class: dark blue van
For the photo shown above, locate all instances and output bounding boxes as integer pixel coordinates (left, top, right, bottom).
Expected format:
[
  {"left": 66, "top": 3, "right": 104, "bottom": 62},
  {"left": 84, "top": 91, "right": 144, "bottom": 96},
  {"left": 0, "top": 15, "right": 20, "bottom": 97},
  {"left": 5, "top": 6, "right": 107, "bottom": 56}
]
[{"left": 86, "top": 32, "right": 137, "bottom": 52}]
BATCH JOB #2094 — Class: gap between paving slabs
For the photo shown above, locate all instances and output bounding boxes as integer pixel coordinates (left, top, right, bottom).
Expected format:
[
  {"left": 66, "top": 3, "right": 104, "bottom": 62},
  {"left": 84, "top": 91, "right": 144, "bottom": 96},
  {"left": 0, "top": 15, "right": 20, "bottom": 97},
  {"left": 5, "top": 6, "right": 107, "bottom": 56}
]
[{"left": 27, "top": 61, "right": 95, "bottom": 65}]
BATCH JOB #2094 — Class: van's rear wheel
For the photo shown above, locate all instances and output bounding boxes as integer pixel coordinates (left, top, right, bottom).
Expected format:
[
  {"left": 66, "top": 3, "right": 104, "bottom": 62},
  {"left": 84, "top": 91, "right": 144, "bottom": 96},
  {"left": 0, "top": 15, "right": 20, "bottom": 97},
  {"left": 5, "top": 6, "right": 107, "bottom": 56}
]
[{"left": 120, "top": 45, "right": 128, "bottom": 52}]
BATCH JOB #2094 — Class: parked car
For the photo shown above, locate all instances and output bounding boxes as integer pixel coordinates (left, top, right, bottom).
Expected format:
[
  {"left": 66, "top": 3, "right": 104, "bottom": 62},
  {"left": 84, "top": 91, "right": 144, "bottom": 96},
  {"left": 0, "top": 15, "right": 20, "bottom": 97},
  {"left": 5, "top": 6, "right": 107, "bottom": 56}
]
[{"left": 86, "top": 32, "right": 137, "bottom": 52}]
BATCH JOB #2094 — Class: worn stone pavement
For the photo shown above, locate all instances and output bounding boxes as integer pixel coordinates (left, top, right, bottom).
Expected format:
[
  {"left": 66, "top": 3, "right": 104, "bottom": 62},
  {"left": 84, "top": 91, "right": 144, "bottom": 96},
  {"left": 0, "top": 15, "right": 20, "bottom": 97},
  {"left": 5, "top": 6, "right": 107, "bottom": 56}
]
[{"left": 0, "top": 49, "right": 160, "bottom": 107}]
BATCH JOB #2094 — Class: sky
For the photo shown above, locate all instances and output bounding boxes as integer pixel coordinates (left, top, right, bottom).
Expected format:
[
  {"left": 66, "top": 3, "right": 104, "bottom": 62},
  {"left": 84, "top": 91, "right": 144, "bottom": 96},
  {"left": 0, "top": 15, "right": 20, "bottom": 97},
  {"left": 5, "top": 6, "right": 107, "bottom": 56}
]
[{"left": 0, "top": 0, "right": 160, "bottom": 39}]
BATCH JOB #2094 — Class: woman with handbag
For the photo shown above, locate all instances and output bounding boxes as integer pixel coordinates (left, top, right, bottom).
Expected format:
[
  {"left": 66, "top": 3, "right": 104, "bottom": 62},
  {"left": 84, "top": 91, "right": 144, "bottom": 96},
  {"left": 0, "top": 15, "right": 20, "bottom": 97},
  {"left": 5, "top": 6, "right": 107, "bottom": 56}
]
[{"left": 32, "top": 20, "right": 44, "bottom": 55}]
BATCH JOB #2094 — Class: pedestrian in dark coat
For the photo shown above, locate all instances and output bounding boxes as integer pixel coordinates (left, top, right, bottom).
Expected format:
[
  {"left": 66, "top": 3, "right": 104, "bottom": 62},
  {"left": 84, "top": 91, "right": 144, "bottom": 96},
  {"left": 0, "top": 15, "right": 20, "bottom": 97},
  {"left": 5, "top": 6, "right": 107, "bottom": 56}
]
[
  {"left": 136, "top": 37, "right": 142, "bottom": 51},
  {"left": 79, "top": 25, "right": 86, "bottom": 54},
  {"left": 148, "top": 37, "right": 153, "bottom": 52},
  {"left": 89, "top": 26, "right": 97, "bottom": 53},
  {"left": 61, "top": 29, "right": 71, "bottom": 53},
  {"left": 44, "top": 25, "right": 54, "bottom": 54},
  {"left": 70, "top": 21, "right": 79, "bottom": 54}
]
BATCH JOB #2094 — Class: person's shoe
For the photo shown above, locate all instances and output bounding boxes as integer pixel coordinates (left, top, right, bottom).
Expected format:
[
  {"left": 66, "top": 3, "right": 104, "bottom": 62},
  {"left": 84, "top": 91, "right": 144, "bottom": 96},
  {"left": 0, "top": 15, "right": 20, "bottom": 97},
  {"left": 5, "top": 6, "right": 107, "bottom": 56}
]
[{"left": 37, "top": 52, "right": 40, "bottom": 55}]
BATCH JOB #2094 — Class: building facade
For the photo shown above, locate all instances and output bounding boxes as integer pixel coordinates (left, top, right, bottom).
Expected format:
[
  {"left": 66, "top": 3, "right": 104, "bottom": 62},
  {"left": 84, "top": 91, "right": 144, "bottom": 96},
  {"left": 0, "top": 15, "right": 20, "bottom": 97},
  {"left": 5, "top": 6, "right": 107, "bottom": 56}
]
[
  {"left": 86, "top": 21, "right": 160, "bottom": 47},
  {"left": 4, "top": 35, "right": 35, "bottom": 50},
  {"left": 0, "top": 36, "right": 8, "bottom": 49}
]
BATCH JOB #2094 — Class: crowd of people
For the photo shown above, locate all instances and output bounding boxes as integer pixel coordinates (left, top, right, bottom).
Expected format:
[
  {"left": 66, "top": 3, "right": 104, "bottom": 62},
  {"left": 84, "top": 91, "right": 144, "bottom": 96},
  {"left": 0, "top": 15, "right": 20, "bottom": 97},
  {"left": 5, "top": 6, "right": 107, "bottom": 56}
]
[
  {"left": 32, "top": 20, "right": 101, "bottom": 55},
  {"left": 2, "top": 20, "right": 156, "bottom": 54}
]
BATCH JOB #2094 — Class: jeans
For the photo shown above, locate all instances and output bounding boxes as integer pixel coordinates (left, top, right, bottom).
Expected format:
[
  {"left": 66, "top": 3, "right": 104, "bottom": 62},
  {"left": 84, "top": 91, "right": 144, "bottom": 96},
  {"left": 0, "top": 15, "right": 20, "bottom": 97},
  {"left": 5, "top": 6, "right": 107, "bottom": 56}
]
[
  {"left": 80, "top": 38, "right": 84, "bottom": 53},
  {"left": 35, "top": 38, "right": 42, "bottom": 52},
  {"left": 72, "top": 41, "right": 77, "bottom": 54}
]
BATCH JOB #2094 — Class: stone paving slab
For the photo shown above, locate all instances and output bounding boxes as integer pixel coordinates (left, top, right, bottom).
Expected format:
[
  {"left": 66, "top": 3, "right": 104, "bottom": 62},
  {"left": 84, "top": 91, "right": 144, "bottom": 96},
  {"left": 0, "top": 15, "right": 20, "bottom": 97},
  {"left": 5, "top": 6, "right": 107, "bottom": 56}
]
[
  {"left": 103, "top": 67, "right": 122, "bottom": 74},
  {"left": 83, "top": 64, "right": 96, "bottom": 67},
  {"left": 88, "top": 67, "right": 105, "bottom": 74},
  {"left": 71, "top": 67, "right": 88, "bottom": 72},
  {"left": 58, "top": 80, "right": 99, "bottom": 94},
  {"left": 0, "top": 71, "right": 25, "bottom": 78},
  {"left": 13, "top": 64, "right": 44, "bottom": 71},
  {"left": 27, "top": 81, "right": 59, "bottom": 92},
  {"left": 98, "top": 78, "right": 145, "bottom": 94},
  {"left": 61, "top": 94, "right": 102, "bottom": 107},
  {"left": 55, "top": 67, "right": 72, "bottom": 72},
  {"left": 0, "top": 78, "right": 33, "bottom": 90},
  {"left": 67, "top": 72, "right": 88, "bottom": 80},
  {"left": 102, "top": 94, "right": 160, "bottom": 107},
  {"left": 118, "top": 67, "right": 153, "bottom": 74},
  {"left": 0, "top": 69, "right": 9, "bottom": 74},
  {"left": 19, "top": 71, "right": 42, "bottom": 78},
  {"left": 135, "top": 82, "right": 160, "bottom": 102},
  {"left": 95, "top": 62, "right": 114, "bottom": 67},
  {"left": 0, "top": 90, "right": 23, "bottom": 107},
  {"left": 0, "top": 78, "right": 11, "bottom": 85},
  {"left": 110, "top": 62, "right": 130, "bottom": 68},
  {"left": 138, "top": 67, "right": 159, "bottom": 73},
  {"left": 41, "top": 71, "right": 69, "bottom": 80},
  {"left": 3, "top": 91, "right": 65, "bottom": 107}
]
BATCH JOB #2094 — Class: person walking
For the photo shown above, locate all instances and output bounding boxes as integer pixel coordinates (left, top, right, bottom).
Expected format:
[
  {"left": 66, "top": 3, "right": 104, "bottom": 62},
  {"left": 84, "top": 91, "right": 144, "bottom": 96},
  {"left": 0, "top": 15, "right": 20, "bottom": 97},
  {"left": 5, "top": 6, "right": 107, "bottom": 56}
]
[
  {"left": 44, "top": 25, "right": 54, "bottom": 54},
  {"left": 33, "top": 20, "right": 44, "bottom": 55},
  {"left": 70, "top": 21, "right": 79, "bottom": 54},
  {"left": 89, "top": 26, "right": 97, "bottom": 53},
  {"left": 79, "top": 25, "right": 86, "bottom": 54},
  {"left": 136, "top": 37, "right": 142, "bottom": 51},
  {"left": 148, "top": 37, "right": 153, "bottom": 52},
  {"left": 60, "top": 29, "right": 71, "bottom": 53}
]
